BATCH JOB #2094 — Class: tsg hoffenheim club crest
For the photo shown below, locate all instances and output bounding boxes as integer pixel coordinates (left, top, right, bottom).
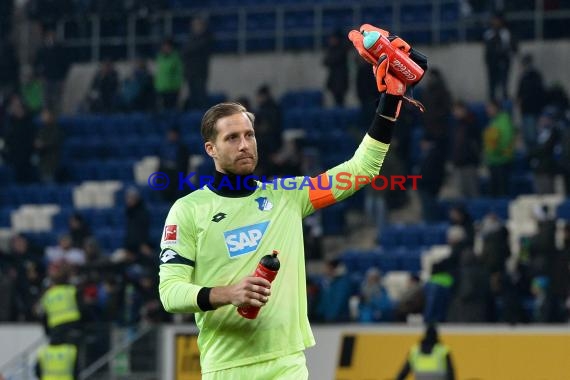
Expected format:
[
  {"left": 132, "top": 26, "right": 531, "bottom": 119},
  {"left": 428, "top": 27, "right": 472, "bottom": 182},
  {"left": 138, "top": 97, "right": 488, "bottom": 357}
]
[{"left": 255, "top": 197, "right": 273, "bottom": 211}]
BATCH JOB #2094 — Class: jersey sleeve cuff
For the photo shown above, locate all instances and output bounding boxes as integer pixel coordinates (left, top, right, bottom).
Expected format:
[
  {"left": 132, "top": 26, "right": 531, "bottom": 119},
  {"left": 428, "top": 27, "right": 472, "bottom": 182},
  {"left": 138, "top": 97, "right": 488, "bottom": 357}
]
[
  {"left": 367, "top": 111, "right": 394, "bottom": 144},
  {"left": 197, "top": 287, "right": 215, "bottom": 311}
]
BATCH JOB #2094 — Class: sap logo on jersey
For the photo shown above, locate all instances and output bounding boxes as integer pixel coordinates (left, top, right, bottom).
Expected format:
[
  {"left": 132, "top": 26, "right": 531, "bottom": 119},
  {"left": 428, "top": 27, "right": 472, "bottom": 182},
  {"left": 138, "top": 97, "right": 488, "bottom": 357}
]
[{"left": 224, "top": 221, "right": 270, "bottom": 258}]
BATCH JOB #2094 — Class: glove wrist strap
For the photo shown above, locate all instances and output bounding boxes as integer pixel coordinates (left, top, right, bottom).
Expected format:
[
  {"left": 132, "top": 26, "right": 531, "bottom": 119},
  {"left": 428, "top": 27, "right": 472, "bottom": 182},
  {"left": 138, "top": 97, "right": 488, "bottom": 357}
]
[{"left": 377, "top": 93, "right": 402, "bottom": 120}]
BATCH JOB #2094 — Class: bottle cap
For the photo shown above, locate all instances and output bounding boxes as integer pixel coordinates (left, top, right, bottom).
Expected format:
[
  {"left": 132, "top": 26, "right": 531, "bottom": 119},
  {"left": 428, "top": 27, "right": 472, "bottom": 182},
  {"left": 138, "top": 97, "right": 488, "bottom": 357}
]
[{"left": 363, "top": 30, "right": 381, "bottom": 49}]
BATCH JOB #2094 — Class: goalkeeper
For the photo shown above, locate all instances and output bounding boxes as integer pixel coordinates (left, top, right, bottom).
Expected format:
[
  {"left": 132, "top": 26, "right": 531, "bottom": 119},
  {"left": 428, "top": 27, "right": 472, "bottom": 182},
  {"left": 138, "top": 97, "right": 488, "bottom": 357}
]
[{"left": 158, "top": 25, "right": 426, "bottom": 379}]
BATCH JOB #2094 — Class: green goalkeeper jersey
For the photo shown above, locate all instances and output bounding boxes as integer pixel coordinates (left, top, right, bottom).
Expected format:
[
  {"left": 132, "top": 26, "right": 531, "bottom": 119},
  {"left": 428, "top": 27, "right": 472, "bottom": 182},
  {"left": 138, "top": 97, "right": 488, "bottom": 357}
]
[{"left": 159, "top": 134, "right": 389, "bottom": 373}]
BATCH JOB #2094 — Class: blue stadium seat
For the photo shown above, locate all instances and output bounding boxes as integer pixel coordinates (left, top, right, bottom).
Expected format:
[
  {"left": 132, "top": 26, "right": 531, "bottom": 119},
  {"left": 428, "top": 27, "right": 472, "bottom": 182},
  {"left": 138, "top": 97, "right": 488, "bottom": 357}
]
[
  {"left": 468, "top": 102, "right": 489, "bottom": 130},
  {"left": 178, "top": 111, "right": 203, "bottom": 131},
  {"left": 401, "top": 4, "right": 432, "bottom": 24},
  {"left": 284, "top": 10, "right": 314, "bottom": 28},
  {"left": 247, "top": 12, "right": 276, "bottom": 32},
  {"left": 214, "top": 38, "right": 238, "bottom": 53},
  {"left": 280, "top": 90, "right": 323, "bottom": 109},
  {"left": 557, "top": 201, "right": 570, "bottom": 220},
  {"left": 401, "top": 30, "right": 431, "bottom": 45},
  {"left": 321, "top": 202, "right": 347, "bottom": 235},
  {"left": 52, "top": 208, "right": 73, "bottom": 231},
  {"left": 0, "top": 207, "right": 11, "bottom": 227},
  {"left": 400, "top": 225, "right": 423, "bottom": 248},
  {"left": 95, "top": 227, "right": 125, "bottom": 253},
  {"left": 150, "top": 225, "right": 164, "bottom": 244},
  {"left": 362, "top": 5, "right": 393, "bottom": 26},
  {"left": 440, "top": 29, "right": 459, "bottom": 43},
  {"left": 354, "top": 253, "right": 377, "bottom": 273},
  {"left": 512, "top": 150, "right": 530, "bottom": 175},
  {"left": 409, "top": 126, "right": 424, "bottom": 167},
  {"left": 509, "top": 174, "right": 534, "bottom": 197},
  {"left": 379, "top": 226, "right": 400, "bottom": 248},
  {"left": 25, "top": 232, "right": 58, "bottom": 248},
  {"left": 247, "top": 38, "right": 275, "bottom": 52},
  {"left": 207, "top": 93, "right": 228, "bottom": 108},
  {"left": 398, "top": 248, "right": 422, "bottom": 273},
  {"left": 130, "top": 114, "right": 154, "bottom": 134},
  {"left": 340, "top": 251, "right": 360, "bottom": 272},
  {"left": 284, "top": 35, "right": 314, "bottom": 51},
  {"left": 374, "top": 251, "right": 401, "bottom": 272},
  {"left": 0, "top": 165, "right": 14, "bottom": 185},
  {"left": 344, "top": 188, "right": 365, "bottom": 211},
  {"left": 421, "top": 223, "right": 449, "bottom": 246},
  {"left": 210, "top": 14, "right": 239, "bottom": 33},
  {"left": 466, "top": 198, "right": 510, "bottom": 220},
  {"left": 440, "top": 3, "right": 459, "bottom": 22}
]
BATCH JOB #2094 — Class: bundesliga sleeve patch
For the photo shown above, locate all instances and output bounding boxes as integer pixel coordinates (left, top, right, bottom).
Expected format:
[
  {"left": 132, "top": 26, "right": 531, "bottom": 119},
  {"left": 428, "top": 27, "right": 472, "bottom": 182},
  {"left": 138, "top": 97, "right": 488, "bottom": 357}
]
[{"left": 162, "top": 224, "right": 179, "bottom": 245}]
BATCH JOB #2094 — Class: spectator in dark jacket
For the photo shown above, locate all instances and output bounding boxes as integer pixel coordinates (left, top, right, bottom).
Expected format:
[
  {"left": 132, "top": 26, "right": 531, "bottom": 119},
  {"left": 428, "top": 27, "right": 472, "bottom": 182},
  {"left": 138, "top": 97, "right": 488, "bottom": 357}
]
[
  {"left": 560, "top": 114, "right": 570, "bottom": 196},
  {"left": 516, "top": 54, "right": 545, "bottom": 150},
  {"left": 529, "top": 108, "right": 560, "bottom": 194},
  {"left": 119, "top": 58, "right": 155, "bottom": 112},
  {"left": 316, "top": 259, "right": 353, "bottom": 322},
  {"left": 68, "top": 213, "right": 91, "bottom": 249},
  {"left": 550, "top": 225, "right": 570, "bottom": 321},
  {"left": 3, "top": 94, "right": 36, "bottom": 183},
  {"left": 0, "top": 234, "right": 44, "bottom": 321},
  {"left": 418, "top": 138, "right": 446, "bottom": 222},
  {"left": 424, "top": 226, "right": 465, "bottom": 323},
  {"left": 34, "top": 27, "right": 69, "bottom": 114},
  {"left": 420, "top": 68, "right": 452, "bottom": 145},
  {"left": 87, "top": 60, "right": 119, "bottom": 113},
  {"left": 254, "top": 85, "right": 282, "bottom": 175},
  {"left": 183, "top": 16, "right": 212, "bottom": 110},
  {"left": 0, "top": 39, "right": 19, "bottom": 97},
  {"left": 448, "top": 205, "right": 475, "bottom": 246},
  {"left": 124, "top": 187, "right": 150, "bottom": 252},
  {"left": 448, "top": 249, "right": 491, "bottom": 322},
  {"left": 34, "top": 109, "right": 63, "bottom": 183},
  {"left": 451, "top": 101, "right": 481, "bottom": 198},
  {"left": 483, "top": 13, "right": 517, "bottom": 101},
  {"left": 158, "top": 127, "right": 189, "bottom": 202},
  {"left": 323, "top": 30, "right": 349, "bottom": 107}
]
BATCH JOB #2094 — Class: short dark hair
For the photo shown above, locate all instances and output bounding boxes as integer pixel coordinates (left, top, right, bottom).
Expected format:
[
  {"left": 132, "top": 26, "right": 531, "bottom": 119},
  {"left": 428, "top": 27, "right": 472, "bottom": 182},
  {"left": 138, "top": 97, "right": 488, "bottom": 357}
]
[{"left": 200, "top": 102, "right": 255, "bottom": 142}]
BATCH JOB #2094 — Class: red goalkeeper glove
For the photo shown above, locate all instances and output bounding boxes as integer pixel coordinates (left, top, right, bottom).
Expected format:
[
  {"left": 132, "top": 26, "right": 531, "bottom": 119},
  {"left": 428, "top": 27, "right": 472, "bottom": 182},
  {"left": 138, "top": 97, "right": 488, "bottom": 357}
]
[{"left": 374, "top": 54, "right": 404, "bottom": 120}]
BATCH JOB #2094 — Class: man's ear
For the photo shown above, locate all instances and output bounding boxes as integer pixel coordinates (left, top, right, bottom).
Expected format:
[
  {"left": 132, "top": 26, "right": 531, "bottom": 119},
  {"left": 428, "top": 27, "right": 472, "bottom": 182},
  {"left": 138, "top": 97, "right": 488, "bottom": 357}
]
[{"left": 205, "top": 142, "right": 216, "bottom": 158}]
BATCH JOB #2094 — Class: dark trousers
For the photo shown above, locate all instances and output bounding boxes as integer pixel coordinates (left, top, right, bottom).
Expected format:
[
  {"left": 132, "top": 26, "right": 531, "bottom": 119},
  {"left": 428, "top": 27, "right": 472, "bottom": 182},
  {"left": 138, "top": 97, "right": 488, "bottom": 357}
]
[
  {"left": 489, "top": 163, "right": 511, "bottom": 197},
  {"left": 187, "top": 78, "right": 208, "bottom": 110},
  {"left": 423, "top": 282, "right": 451, "bottom": 323},
  {"left": 487, "top": 64, "right": 509, "bottom": 102},
  {"left": 159, "top": 91, "right": 179, "bottom": 110}
]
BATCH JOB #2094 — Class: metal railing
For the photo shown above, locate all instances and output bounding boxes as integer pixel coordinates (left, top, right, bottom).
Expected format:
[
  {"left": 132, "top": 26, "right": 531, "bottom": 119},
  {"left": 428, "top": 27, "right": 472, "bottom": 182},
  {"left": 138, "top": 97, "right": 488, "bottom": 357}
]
[
  {"left": 48, "top": 0, "right": 570, "bottom": 62},
  {"left": 79, "top": 324, "right": 158, "bottom": 380},
  {"left": 0, "top": 334, "right": 47, "bottom": 380},
  {"left": 0, "top": 325, "right": 158, "bottom": 380}
]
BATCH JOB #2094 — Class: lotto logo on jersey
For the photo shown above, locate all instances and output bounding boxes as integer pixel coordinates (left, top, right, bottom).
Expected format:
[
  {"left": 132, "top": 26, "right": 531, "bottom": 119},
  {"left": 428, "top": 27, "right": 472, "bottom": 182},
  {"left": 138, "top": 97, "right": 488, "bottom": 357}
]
[
  {"left": 223, "top": 221, "right": 270, "bottom": 258},
  {"left": 162, "top": 224, "right": 178, "bottom": 245}
]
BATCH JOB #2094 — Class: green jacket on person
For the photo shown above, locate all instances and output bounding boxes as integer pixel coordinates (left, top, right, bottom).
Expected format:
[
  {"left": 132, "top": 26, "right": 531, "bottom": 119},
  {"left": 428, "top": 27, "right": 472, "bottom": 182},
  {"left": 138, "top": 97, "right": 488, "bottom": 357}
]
[
  {"left": 483, "top": 111, "right": 515, "bottom": 166},
  {"left": 154, "top": 51, "right": 184, "bottom": 94}
]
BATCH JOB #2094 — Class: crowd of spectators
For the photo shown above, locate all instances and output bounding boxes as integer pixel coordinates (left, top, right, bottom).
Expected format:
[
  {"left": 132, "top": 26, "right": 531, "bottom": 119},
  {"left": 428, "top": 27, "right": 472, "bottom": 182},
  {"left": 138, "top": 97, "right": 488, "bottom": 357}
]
[
  {"left": 0, "top": 187, "right": 168, "bottom": 326},
  {"left": 310, "top": 205, "right": 570, "bottom": 324},
  {"left": 0, "top": 0, "right": 569, "bottom": 330}
]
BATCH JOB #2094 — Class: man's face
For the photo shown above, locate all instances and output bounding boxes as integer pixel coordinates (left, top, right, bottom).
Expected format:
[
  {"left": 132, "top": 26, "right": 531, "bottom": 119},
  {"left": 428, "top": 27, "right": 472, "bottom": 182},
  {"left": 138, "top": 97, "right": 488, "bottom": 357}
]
[{"left": 205, "top": 113, "right": 258, "bottom": 175}]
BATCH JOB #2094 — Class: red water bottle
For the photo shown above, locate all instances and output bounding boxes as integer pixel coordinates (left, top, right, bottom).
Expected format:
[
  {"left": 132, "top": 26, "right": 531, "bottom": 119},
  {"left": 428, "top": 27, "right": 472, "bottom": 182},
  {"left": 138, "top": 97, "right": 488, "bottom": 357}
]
[
  {"left": 362, "top": 31, "right": 425, "bottom": 86},
  {"left": 237, "top": 250, "right": 280, "bottom": 319}
]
